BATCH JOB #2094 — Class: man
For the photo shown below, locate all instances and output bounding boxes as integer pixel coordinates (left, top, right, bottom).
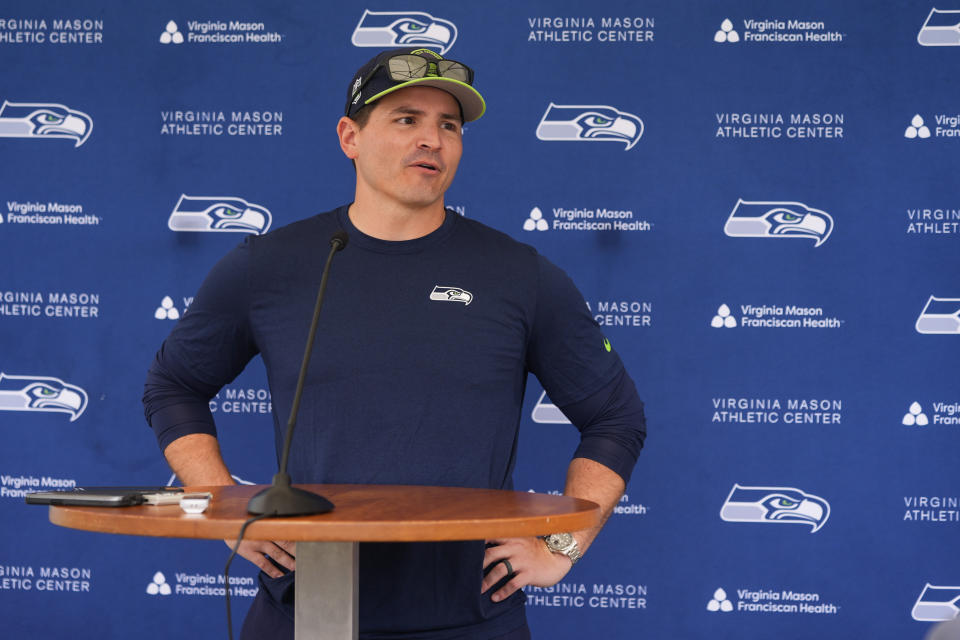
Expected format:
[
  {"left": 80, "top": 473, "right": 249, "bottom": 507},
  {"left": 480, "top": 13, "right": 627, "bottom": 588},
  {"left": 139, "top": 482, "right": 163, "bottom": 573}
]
[{"left": 143, "top": 47, "right": 646, "bottom": 639}]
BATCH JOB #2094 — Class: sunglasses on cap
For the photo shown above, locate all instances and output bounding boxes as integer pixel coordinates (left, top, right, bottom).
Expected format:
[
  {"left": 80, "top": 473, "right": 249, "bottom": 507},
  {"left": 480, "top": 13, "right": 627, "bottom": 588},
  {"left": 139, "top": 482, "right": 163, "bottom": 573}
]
[{"left": 345, "top": 53, "right": 475, "bottom": 116}]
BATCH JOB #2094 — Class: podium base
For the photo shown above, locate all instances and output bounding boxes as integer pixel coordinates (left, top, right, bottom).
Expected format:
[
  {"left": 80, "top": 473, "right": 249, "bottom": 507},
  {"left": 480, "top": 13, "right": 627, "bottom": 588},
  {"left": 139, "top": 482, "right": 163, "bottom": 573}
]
[{"left": 246, "top": 474, "right": 334, "bottom": 516}]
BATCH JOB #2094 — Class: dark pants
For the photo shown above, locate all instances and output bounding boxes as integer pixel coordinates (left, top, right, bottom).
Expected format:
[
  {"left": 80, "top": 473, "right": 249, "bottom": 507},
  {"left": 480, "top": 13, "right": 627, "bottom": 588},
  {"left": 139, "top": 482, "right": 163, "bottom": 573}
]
[
  {"left": 239, "top": 572, "right": 531, "bottom": 640},
  {"left": 240, "top": 602, "right": 530, "bottom": 639}
]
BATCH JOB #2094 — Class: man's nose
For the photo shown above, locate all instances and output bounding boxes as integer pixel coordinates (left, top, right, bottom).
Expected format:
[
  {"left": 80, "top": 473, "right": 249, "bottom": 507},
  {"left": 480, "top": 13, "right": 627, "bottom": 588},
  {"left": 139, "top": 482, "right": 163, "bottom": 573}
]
[{"left": 417, "top": 124, "right": 442, "bottom": 149}]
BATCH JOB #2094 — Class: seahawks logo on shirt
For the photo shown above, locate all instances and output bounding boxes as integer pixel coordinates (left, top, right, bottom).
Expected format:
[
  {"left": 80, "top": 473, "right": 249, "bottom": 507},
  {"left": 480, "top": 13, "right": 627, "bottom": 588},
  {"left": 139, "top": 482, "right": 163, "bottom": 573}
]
[{"left": 430, "top": 285, "right": 472, "bottom": 305}]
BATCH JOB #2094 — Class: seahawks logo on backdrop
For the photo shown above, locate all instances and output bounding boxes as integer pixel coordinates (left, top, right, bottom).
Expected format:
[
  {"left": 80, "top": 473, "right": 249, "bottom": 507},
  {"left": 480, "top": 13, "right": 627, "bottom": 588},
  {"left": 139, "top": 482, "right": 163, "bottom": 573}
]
[
  {"left": 167, "top": 194, "right": 272, "bottom": 235},
  {"left": 724, "top": 199, "right": 834, "bottom": 247},
  {"left": 0, "top": 101, "right": 92, "bottom": 147},
  {"left": 720, "top": 483, "right": 830, "bottom": 533},
  {"left": 535, "top": 103, "right": 644, "bottom": 150},
  {"left": 912, "top": 583, "right": 960, "bottom": 621},
  {"left": 429, "top": 285, "right": 472, "bottom": 305},
  {"left": 0, "top": 373, "right": 88, "bottom": 422},
  {"left": 918, "top": 8, "right": 960, "bottom": 46},
  {"left": 351, "top": 10, "right": 458, "bottom": 54},
  {"left": 531, "top": 391, "right": 570, "bottom": 424},
  {"left": 915, "top": 296, "right": 960, "bottom": 334}
]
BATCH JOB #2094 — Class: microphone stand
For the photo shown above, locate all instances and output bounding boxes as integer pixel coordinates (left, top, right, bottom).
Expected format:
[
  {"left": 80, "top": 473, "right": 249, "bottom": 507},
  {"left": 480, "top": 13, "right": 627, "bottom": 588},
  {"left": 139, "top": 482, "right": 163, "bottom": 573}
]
[{"left": 247, "top": 231, "right": 348, "bottom": 516}]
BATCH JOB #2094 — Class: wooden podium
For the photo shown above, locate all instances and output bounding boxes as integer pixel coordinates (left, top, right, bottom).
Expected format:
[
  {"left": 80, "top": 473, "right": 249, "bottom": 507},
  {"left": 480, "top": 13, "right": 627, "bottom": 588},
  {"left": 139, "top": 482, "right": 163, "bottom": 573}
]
[{"left": 49, "top": 484, "right": 600, "bottom": 639}]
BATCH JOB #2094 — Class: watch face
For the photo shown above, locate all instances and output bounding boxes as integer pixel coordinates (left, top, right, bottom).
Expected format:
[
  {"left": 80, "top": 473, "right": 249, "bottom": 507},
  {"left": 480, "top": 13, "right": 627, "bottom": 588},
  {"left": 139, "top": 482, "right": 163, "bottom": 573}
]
[{"left": 547, "top": 532, "right": 573, "bottom": 550}]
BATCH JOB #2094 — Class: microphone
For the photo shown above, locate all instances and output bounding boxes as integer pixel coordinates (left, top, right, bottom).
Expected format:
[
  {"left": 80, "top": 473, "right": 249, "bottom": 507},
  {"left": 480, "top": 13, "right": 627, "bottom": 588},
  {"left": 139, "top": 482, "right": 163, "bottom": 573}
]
[{"left": 247, "top": 230, "right": 349, "bottom": 516}]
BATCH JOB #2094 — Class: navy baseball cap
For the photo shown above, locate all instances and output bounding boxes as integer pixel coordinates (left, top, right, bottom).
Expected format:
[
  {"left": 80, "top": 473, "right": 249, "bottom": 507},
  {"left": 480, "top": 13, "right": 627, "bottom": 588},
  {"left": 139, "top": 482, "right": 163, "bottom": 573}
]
[{"left": 344, "top": 47, "right": 486, "bottom": 122}]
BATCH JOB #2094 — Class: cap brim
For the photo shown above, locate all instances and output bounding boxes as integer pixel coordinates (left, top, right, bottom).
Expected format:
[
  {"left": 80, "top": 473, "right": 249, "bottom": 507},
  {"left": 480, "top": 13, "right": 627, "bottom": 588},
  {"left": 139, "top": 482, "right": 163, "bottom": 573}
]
[{"left": 365, "top": 77, "right": 486, "bottom": 122}]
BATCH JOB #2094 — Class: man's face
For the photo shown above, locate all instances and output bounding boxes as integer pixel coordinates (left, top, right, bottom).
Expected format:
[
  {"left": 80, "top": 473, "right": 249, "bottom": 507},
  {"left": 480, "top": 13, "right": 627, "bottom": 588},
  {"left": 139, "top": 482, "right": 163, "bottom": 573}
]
[{"left": 349, "top": 86, "right": 463, "bottom": 211}]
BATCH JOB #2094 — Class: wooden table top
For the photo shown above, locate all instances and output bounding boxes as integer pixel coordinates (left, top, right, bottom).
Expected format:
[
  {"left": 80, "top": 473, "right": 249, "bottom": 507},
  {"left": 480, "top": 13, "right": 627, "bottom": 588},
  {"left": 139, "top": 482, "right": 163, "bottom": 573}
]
[{"left": 49, "top": 484, "right": 600, "bottom": 542}]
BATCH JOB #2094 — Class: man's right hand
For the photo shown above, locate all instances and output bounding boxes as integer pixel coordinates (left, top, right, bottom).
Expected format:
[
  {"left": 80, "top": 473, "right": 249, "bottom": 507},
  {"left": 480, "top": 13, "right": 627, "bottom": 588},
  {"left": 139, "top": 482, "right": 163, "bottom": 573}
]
[{"left": 225, "top": 539, "right": 297, "bottom": 578}]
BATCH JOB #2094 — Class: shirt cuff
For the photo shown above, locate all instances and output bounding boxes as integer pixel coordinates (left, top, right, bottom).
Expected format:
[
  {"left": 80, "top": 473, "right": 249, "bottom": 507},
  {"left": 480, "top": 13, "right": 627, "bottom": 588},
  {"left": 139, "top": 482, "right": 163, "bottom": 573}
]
[{"left": 149, "top": 402, "right": 218, "bottom": 451}]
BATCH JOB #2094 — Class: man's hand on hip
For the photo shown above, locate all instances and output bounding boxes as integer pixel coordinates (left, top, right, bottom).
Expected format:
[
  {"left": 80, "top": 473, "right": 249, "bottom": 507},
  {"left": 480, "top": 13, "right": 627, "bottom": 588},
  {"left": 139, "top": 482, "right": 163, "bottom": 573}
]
[
  {"left": 481, "top": 537, "right": 572, "bottom": 603},
  {"left": 225, "top": 539, "right": 297, "bottom": 578}
]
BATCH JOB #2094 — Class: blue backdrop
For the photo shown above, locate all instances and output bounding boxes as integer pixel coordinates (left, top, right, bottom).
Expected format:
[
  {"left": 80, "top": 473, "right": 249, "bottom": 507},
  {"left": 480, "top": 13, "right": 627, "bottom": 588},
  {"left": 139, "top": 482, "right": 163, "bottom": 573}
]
[{"left": 2, "top": 1, "right": 959, "bottom": 638}]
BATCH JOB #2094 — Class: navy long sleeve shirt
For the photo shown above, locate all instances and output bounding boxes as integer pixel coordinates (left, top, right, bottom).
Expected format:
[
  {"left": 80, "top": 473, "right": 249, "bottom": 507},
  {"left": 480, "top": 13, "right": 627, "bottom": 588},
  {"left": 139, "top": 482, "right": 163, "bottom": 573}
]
[{"left": 143, "top": 206, "right": 645, "bottom": 639}]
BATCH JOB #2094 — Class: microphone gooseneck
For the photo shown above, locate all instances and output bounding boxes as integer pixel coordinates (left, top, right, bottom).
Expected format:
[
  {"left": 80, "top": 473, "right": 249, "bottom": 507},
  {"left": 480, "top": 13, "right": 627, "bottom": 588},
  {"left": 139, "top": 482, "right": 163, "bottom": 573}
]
[
  {"left": 246, "top": 230, "right": 349, "bottom": 516},
  {"left": 330, "top": 229, "right": 349, "bottom": 252}
]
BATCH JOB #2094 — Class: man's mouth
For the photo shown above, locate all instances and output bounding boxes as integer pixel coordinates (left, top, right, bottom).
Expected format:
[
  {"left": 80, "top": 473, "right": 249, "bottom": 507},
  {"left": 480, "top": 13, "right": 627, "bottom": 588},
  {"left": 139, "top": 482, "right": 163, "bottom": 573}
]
[
  {"left": 406, "top": 153, "right": 443, "bottom": 173},
  {"left": 411, "top": 161, "right": 439, "bottom": 172}
]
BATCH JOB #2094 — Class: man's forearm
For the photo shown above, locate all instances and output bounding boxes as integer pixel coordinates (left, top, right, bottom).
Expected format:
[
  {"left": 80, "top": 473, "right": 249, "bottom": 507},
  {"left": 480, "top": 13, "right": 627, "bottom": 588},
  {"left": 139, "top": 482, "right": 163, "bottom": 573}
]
[
  {"left": 564, "top": 457, "right": 626, "bottom": 557},
  {"left": 481, "top": 456, "right": 626, "bottom": 601},
  {"left": 163, "top": 433, "right": 235, "bottom": 486}
]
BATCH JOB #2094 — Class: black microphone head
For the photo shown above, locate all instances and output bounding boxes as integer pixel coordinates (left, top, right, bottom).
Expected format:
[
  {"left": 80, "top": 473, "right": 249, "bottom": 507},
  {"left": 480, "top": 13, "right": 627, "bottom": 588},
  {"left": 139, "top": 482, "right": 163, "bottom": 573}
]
[{"left": 330, "top": 230, "right": 349, "bottom": 251}]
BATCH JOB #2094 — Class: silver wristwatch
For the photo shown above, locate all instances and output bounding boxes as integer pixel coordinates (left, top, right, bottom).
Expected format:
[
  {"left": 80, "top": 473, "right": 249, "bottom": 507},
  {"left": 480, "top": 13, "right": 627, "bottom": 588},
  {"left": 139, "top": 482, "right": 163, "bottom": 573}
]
[{"left": 543, "top": 532, "right": 582, "bottom": 565}]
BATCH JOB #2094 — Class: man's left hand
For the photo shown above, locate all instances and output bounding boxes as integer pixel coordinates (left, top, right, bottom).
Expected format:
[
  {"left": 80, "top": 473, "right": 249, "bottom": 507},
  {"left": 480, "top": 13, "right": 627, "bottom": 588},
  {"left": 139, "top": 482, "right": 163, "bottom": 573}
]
[{"left": 481, "top": 536, "right": 572, "bottom": 603}]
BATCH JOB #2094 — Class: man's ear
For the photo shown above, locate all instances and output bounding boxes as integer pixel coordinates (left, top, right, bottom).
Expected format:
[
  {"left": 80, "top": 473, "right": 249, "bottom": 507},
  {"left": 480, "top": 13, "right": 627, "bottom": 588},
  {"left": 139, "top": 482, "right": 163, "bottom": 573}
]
[{"left": 337, "top": 116, "right": 360, "bottom": 160}]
